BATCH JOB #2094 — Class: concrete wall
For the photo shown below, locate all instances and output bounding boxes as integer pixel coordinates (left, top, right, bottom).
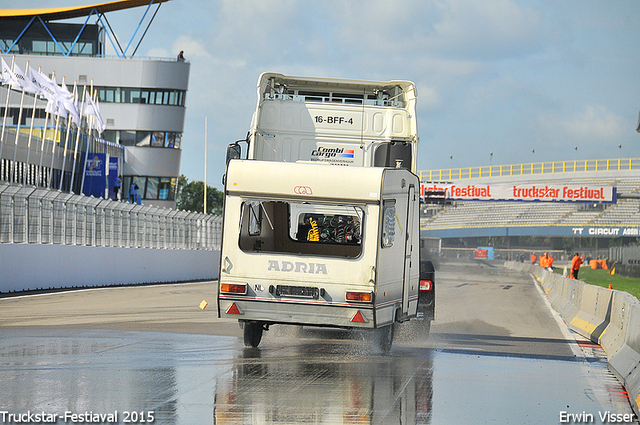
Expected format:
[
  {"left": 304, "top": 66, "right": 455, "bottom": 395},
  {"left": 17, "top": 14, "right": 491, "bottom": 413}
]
[
  {"left": 0, "top": 244, "right": 219, "bottom": 293},
  {"left": 506, "top": 261, "right": 640, "bottom": 418}
]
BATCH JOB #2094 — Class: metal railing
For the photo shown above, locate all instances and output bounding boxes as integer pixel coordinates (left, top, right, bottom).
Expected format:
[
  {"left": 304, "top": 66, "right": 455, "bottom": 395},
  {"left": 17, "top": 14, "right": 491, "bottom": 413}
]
[
  {"left": 0, "top": 182, "right": 222, "bottom": 249},
  {"left": 420, "top": 158, "right": 640, "bottom": 182}
]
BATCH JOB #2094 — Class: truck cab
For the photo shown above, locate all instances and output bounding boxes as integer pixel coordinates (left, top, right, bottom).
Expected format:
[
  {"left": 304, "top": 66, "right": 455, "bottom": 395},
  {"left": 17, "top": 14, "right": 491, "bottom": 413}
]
[{"left": 246, "top": 72, "right": 418, "bottom": 172}]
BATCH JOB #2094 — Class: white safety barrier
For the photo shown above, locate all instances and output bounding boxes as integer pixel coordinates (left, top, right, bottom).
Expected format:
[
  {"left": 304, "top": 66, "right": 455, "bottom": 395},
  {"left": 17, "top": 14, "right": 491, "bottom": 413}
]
[
  {"left": 0, "top": 244, "right": 220, "bottom": 293},
  {"left": 0, "top": 182, "right": 222, "bottom": 249},
  {"left": 506, "top": 261, "right": 640, "bottom": 418},
  {"left": 0, "top": 181, "right": 224, "bottom": 293}
]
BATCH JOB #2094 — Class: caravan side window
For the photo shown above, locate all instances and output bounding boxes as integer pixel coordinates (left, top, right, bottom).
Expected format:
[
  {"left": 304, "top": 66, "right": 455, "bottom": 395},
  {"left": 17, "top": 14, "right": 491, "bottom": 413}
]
[
  {"left": 382, "top": 201, "right": 396, "bottom": 248},
  {"left": 247, "top": 203, "right": 262, "bottom": 236}
]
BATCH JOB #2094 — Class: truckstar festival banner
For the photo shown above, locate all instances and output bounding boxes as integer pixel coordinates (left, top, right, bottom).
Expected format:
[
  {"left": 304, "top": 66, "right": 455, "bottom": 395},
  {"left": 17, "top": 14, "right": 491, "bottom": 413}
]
[{"left": 421, "top": 183, "right": 616, "bottom": 203}]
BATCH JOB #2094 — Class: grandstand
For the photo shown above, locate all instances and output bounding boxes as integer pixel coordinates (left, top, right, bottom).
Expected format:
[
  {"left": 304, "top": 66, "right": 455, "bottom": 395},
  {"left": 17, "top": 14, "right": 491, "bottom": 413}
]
[{"left": 419, "top": 158, "right": 640, "bottom": 239}]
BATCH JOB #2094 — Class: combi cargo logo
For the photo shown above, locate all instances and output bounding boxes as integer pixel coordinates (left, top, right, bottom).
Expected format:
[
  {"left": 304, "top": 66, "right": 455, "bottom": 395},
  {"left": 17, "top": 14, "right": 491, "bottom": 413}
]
[
  {"left": 311, "top": 146, "right": 354, "bottom": 159},
  {"left": 309, "top": 146, "right": 356, "bottom": 165}
]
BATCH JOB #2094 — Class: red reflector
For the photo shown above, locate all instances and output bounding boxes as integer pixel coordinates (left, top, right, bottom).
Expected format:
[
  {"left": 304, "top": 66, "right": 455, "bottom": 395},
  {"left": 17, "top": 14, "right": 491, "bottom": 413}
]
[
  {"left": 351, "top": 310, "right": 366, "bottom": 323},
  {"left": 220, "top": 283, "right": 247, "bottom": 294},
  {"left": 346, "top": 291, "right": 372, "bottom": 302},
  {"left": 419, "top": 280, "right": 432, "bottom": 291},
  {"left": 225, "top": 302, "right": 242, "bottom": 315}
]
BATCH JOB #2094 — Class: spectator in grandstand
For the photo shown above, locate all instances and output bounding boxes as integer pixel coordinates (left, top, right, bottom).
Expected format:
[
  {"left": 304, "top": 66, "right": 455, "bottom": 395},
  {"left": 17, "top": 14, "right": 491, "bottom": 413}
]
[
  {"left": 530, "top": 252, "right": 537, "bottom": 264},
  {"left": 571, "top": 252, "right": 583, "bottom": 279}
]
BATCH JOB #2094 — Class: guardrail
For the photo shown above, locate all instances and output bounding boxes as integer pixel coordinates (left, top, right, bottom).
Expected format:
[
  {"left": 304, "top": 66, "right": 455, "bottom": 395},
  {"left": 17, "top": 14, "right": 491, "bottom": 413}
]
[
  {"left": 420, "top": 158, "right": 640, "bottom": 182},
  {"left": 505, "top": 261, "right": 640, "bottom": 418},
  {"left": 0, "top": 182, "right": 221, "bottom": 250}
]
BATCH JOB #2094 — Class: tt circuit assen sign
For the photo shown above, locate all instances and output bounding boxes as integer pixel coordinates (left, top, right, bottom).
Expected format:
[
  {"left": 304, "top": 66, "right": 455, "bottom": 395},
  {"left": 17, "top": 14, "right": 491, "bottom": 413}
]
[{"left": 421, "top": 183, "right": 616, "bottom": 203}]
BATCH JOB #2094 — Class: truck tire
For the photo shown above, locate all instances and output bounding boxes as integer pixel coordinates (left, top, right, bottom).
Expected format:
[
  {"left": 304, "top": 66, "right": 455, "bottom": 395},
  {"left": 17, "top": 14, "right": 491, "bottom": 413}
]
[{"left": 243, "top": 322, "right": 263, "bottom": 348}]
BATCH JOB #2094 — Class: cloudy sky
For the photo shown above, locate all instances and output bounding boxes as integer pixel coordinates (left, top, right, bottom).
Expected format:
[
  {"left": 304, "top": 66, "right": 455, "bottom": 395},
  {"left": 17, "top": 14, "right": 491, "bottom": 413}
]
[{"left": 4, "top": 0, "right": 640, "bottom": 187}]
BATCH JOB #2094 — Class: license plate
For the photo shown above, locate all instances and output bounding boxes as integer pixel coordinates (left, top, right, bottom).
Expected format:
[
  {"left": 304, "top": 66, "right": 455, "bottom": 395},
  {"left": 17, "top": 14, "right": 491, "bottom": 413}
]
[{"left": 275, "top": 285, "right": 319, "bottom": 299}]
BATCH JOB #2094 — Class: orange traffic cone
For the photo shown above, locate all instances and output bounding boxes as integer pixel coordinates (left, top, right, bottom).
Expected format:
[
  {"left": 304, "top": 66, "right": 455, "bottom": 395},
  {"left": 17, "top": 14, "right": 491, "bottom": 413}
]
[{"left": 608, "top": 284, "right": 612, "bottom": 289}]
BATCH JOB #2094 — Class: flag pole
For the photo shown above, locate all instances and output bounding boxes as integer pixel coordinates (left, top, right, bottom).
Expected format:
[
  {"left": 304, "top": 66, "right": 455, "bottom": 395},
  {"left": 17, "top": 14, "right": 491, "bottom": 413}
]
[
  {"left": 0, "top": 56, "right": 15, "bottom": 177},
  {"left": 204, "top": 116, "right": 207, "bottom": 214},
  {"left": 70, "top": 85, "right": 86, "bottom": 193},
  {"left": 38, "top": 108, "right": 50, "bottom": 186},
  {"left": 24, "top": 62, "right": 39, "bottom": 186},
  {"left": 49, "top": 111, "right": 61, "bottom": 189},
  {"left": 11, "top": 61, "right": 27, "bottom": 184},
  {"left": 80, "top": 86, "right": 95, "bottom": 196},
  {"left": 38, "top": 69, "right": 54, "bottom": 188},
  {"left": 58, "top": 78, "right": 75, "bottom": 190},
  {"left": 38, "top": 67, "right": 56, "bottom": 186}
]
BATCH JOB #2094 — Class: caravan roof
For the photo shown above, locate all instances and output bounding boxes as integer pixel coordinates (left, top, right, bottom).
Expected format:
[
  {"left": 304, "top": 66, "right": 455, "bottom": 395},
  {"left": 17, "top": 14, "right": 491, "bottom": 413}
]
[{"left": 226, "top": 160, "right": 409, "bottom": 203}]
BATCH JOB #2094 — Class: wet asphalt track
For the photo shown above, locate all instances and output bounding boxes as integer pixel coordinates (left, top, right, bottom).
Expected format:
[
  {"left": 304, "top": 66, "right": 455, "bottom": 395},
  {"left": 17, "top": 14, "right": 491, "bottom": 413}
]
[{"left": 0, "top": 261, "right": 637, "bottom": 424}]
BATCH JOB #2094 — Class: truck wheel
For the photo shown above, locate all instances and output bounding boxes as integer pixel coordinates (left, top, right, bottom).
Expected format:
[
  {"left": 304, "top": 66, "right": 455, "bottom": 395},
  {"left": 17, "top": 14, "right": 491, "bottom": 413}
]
[
  {"left": 375, "top": 324, "right": 394, "bottom": 352},
  {"left": 243, "top": 322, "right": 263, "bottom": 347}
]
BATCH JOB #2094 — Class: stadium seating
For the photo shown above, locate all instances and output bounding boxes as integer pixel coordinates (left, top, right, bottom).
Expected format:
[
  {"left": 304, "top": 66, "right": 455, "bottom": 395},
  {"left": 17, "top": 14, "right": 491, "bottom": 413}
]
[{"left": 420, "top": 165, "right": 640, "bottom": 231}]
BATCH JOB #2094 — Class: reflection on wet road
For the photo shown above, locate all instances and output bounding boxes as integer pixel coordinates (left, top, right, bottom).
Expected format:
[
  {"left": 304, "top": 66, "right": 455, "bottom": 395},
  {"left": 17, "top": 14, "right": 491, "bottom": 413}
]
[
  {"left": 0, "top": 262, "right": 637, "bottom": 424},
  {"left": 0, "top": 326, "right": 633, "bottom": 425}
]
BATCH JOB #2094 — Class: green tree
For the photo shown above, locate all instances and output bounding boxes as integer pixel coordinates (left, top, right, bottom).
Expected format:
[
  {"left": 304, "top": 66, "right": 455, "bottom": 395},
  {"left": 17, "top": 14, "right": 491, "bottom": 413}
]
[{"left": 176, "top": 175, "right": 223, "bottom": 215}]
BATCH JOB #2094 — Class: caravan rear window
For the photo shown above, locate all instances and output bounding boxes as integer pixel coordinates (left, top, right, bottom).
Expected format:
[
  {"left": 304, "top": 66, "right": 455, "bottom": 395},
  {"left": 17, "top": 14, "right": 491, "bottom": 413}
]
[{"left": 238, "top": 200, "right": 363, "bottom": 258}]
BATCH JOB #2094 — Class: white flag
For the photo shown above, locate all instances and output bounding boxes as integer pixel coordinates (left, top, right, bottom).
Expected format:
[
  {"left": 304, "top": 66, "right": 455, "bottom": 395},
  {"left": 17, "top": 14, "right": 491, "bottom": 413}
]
[
  {"left": 30, "top": 69, "right": 57, "bottom": 101},
  {"left": 85, "top": 93, "right": 105, "bottom": 134},
  {"left": 1, "top": 57, "right": 18, "bottom": 88},
  {"left": 46, "top": 98, "right": 67, "bottom": 119},
  {"left": 0, "top": 58, "right": 8, "bottom": 84},
  {"left": 56, "top": 81, "right": 80, "bottom": 124},
  {"left": 11, "top": 62, "right": 40, "bottom": 94}
]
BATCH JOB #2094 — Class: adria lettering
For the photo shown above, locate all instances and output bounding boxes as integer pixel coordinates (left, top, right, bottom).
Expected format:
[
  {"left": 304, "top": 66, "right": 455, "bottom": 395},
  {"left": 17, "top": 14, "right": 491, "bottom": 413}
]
[{"left": 268, "top": 260, "right": 328, "bottom": 274}]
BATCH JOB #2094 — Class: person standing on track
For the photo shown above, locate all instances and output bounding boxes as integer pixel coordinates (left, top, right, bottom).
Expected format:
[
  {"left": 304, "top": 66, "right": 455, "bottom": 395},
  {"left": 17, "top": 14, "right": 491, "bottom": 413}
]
[{"left": 571, "top": 252, "right": 583, "bottom": 279}]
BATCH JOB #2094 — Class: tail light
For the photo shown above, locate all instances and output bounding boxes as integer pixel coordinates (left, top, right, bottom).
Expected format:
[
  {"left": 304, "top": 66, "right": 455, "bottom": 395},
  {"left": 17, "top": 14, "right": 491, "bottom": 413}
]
[
  {"left": 346, "top": 291, "right": 372, "bottom": 302},
  {"left": 419, "top": 280, "right": 432, "bottom": 291},
  {"left": 220, "top": 283, "right": 247, "bottom": 295}
]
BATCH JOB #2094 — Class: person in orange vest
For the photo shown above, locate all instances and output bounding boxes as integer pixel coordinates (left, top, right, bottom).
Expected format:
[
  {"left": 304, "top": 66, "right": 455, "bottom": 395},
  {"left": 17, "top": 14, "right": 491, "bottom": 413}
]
[
  {"left": 539, "top": 253, "right": 547, "bottom": 268},
  {"left": 531, "top": 252, "right": 537, "bottom": 264},
  {"left": 540, "top": 252, "right": 553, "bottom": 270},
  {"left": 546, "top": 253, "right": 554, "bottom": 271},
  {"left": 571, "top": 252, "right": 583, "bottom": 279}
]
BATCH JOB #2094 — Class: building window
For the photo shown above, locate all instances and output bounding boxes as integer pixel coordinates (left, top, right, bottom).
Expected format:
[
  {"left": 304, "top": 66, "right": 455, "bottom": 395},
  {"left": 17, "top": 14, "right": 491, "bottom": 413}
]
[
  {"left": 158, "top": 178, "right": 174, "bottom": 200},
  {"left": 123, "top": 176, "right": 177, "bottom": 201},
  {"left": 102, "top": 130, "right": 181, "bottom": 149},
  {"left": 96, "top": 86, "right": 186, "bottom": 107},
  {"left": 145, "top": 177, "right": 159, "bottom": 199}
]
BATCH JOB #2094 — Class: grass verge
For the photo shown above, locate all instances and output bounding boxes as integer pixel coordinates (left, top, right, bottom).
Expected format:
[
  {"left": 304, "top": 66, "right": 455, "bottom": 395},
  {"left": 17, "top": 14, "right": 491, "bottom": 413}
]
[{"left": 551, "top": 266, "right": 640, "bottom": 299}]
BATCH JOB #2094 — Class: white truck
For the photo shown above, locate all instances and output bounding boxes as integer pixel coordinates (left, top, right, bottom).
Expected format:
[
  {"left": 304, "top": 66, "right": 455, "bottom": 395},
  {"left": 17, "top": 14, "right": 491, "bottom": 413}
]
[{"left": 218, "top": 73, "right": 433, "bottom": 350}]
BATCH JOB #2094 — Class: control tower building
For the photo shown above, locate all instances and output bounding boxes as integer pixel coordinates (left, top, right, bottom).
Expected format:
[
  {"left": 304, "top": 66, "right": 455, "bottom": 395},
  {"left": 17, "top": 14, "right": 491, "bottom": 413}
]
[{"left": 0, "top": 0, "right": 189, "bottom": 208}]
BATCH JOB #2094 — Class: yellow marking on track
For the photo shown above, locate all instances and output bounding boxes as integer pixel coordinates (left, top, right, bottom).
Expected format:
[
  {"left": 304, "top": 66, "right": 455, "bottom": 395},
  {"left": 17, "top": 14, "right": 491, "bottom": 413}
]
[{"left": 570, "top": 316, "right": 597, "bottom": 335}]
